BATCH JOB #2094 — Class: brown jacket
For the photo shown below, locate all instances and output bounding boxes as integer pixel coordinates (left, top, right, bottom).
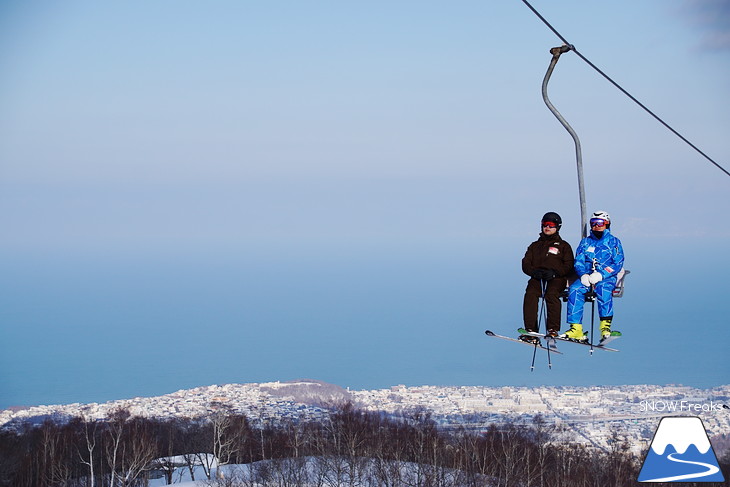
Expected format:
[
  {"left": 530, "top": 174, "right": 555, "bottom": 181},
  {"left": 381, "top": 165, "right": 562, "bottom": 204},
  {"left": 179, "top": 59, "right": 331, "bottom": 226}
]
[{"left": 521, "top": 232, "right": 574, "bottom": 279}]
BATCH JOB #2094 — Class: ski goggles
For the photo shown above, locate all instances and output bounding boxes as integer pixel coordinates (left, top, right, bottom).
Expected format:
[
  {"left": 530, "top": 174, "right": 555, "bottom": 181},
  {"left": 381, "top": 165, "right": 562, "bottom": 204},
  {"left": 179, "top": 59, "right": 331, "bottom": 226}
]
[
  {"left": 590, "top": 218, "right": 607, "bottom": 227},
  {"left": 541, "top": 221, "right": 558, "bottom": 228}
]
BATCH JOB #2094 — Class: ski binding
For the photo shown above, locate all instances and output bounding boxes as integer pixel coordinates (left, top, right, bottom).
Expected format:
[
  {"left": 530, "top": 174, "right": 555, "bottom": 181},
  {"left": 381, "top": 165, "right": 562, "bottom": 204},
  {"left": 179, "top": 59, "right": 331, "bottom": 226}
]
[{"left": 485, "top": 330, "right": 562, "bottom": 354}]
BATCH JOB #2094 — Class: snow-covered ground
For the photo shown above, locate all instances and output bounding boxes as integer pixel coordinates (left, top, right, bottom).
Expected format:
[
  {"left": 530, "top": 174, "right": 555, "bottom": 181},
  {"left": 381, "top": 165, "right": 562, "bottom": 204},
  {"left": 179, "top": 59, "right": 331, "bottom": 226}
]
[{"left": 148, "top": 457, "right": 494, "bottom": 487}]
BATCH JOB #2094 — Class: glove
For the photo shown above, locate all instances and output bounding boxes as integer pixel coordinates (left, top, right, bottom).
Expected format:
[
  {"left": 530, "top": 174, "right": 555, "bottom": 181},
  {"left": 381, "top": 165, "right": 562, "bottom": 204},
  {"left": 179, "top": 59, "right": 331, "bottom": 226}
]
[
  {"left": 588, "top": 271, "right": 603, "bottom": 285},
  {"left": 580, "top": 274, "right": 591, "bottom": 287},
  {"left": 531, "top": 269, "right": 556, "bottom": 280},
  {"left": 531, "top": 269, "right": 546, "bottom": 280}
]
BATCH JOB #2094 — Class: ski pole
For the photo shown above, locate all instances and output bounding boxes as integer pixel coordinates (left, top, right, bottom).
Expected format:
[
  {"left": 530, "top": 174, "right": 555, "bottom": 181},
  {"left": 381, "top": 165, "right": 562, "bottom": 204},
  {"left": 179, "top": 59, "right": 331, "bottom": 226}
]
[
  {"left": 589, "top": 285, "right": 596, "bottom": 355},
  {"left": 538, "top": 278, "right": 548, "bottom": 335},
  {"left": 530, "top": 341, "right": 538, "bottom": 372},
  {"left": 589, "top": 259, "right": 597, "bottom": 353},
  {"left": 540, "top": 279, "right": 553, "bottom": 369}
]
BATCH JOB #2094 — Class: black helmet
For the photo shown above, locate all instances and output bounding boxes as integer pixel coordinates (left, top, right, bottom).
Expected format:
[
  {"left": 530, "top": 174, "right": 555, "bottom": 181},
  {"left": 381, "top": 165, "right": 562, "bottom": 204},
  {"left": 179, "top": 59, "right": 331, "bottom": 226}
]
[{"left": 541, "top": 212, "right": 562, "bottom": 230}]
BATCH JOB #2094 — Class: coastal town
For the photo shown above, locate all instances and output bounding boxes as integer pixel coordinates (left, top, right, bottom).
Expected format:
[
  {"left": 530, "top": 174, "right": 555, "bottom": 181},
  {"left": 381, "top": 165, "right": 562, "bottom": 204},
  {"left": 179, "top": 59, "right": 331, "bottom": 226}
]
[{"left": 2, "top": 381, "right": 728, "bottom": 454}]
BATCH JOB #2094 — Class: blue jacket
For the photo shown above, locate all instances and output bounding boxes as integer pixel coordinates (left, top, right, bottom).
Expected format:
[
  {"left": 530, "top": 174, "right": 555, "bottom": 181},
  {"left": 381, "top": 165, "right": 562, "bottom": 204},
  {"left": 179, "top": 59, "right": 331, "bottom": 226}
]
[{"left": 574, "top": 228, "right": 625, "bottom": 278}]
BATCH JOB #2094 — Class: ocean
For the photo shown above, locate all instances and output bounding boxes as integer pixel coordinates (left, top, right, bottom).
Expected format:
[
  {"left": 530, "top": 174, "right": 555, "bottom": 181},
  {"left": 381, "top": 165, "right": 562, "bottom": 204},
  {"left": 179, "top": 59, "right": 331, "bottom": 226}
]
[{"left": 1, "top": 241, "right": 727, "bottom": 409}]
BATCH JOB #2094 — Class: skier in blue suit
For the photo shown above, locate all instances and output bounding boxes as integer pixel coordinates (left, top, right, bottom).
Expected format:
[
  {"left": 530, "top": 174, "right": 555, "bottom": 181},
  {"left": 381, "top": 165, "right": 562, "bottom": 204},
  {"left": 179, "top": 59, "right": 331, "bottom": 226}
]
[{"left": 561, "top": 210, "right": 625, "bottom": 342}]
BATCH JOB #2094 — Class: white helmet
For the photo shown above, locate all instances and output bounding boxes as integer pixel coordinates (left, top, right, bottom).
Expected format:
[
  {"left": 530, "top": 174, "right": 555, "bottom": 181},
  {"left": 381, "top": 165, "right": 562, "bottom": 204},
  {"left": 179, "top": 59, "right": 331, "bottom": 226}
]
[{"left": 591, "top": 210, "right": 611, "bottom": 227}]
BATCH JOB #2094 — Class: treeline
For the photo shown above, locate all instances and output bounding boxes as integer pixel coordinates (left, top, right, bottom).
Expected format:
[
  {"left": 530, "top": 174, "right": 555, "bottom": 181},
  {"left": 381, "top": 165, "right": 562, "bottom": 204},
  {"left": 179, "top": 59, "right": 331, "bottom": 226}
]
[{"left": 0, "top": 403, "right": 727, "bottom": 487}]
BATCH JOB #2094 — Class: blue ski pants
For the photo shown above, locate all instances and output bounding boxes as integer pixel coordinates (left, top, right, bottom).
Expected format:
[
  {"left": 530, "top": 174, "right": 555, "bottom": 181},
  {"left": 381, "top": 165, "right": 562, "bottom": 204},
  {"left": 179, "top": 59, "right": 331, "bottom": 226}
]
[{"left": 567, "top": 276, "right": 617, "bottom": 324}]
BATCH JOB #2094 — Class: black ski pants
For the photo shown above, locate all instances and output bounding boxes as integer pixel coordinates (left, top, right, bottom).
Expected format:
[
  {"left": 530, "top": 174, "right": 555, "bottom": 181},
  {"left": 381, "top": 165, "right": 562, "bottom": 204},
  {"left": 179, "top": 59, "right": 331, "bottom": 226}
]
[{"left": 522, "top": 277, "right": 566, "bottom": 333}]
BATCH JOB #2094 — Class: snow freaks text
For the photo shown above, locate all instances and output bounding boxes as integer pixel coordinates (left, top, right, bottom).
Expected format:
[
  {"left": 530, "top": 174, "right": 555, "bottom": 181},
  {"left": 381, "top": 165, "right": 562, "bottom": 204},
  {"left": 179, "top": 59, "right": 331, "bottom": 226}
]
[{"left": 639, "top": 400, "right": 724, "bottom": 413}]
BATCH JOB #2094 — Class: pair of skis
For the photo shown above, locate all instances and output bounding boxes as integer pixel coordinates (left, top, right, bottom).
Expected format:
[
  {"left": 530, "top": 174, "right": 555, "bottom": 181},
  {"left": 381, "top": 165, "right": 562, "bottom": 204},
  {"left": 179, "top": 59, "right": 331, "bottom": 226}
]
[
  {"left": 485, "top": 328, "right": 620, "bottom": 353},
  {"left": 484, "top": 328, "right": 621, "bottom": 371},
  {"left": 519, "top": 327, "right": 620, "bottom": 352}
]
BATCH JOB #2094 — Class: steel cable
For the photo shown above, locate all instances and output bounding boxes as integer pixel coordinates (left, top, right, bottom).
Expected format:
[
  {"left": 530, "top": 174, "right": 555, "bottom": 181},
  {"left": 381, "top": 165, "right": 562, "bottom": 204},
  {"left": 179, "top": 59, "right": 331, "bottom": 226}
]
[{"left": 521, "top": 0, "right": 730, "bottom": 178}]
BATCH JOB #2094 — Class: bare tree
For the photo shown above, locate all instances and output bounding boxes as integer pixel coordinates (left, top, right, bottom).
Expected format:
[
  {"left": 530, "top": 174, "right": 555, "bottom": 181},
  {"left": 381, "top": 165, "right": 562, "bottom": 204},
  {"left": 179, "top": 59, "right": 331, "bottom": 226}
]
[
  {"left": 101, "top": 408, "right": 157, "bottom": 487},
  {"left": 75, "top": 415, "right": 100, "bottom": 487},
  {"left": 600, "top": 427, "right": 639, "bottom": 487},
  {"left": 181, "top": 420, "right": 209, "bottom": 481},
  {"left": 211, "top": 411, "right": 235, "bottom": 477},
  {"left": 38, "top": 420, "right": 73, "bottom": 487},
  {"left": 152, "top": 418, "right": 186, "bottom": 485},
  {"left": 118, "top": 417, "right": 157, "bottom": 486},
  {"left": 194, "top": 451, "right": 217, "bottom": 481},
  {"left": 0, "top": 430, "right": 23, "bottom": 487},
  {"left": 104, "top": 408, "right": 130, "bottom": 487}
]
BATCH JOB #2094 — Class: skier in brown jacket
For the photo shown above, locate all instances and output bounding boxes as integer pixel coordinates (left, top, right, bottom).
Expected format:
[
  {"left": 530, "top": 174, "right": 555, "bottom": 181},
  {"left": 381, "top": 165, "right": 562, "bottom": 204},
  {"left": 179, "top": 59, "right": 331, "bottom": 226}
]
[{"left": 520, "top": 212, "right": 575, "bottom": 342}]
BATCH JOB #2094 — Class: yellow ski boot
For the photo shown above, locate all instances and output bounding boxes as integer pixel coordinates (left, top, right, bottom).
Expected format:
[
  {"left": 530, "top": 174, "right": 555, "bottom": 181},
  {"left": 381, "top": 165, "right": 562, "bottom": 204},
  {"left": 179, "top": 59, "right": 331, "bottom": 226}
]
[
  {"left": 560, "top": 323, "right": 588, "bottom": 342},
  {"left": 600, "top": 319, "right": 612, "bottom": 339},
  {"left": 599, "top": 319, "right": 621, "bottom": 341}
]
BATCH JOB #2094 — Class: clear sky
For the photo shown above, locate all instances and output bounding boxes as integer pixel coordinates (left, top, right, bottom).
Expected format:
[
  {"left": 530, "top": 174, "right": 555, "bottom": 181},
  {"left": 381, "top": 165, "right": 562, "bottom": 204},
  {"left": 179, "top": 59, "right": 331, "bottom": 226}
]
[{"left": 1, "top": 1, "right": 729, "bottom": 408}]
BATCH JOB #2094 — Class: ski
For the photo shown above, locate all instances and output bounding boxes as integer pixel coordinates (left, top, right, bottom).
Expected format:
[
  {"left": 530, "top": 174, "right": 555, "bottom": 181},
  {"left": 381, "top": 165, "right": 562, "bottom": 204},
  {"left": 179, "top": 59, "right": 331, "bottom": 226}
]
[
  {"left": 518, "top": 329, "right": 619, "bottom": 352},
  {"left": 484, "top": 330, "right": 563, "bottom": 354},
  {"left": 597, "top": 332, "right": 621, "bottom": 347}
]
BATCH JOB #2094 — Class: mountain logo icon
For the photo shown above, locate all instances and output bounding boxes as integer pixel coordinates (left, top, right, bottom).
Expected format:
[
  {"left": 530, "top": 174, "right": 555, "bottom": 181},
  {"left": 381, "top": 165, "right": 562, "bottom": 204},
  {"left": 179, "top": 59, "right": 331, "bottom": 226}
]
[{"left": 638, "top": 416, "right": 725, "bottom": 482}]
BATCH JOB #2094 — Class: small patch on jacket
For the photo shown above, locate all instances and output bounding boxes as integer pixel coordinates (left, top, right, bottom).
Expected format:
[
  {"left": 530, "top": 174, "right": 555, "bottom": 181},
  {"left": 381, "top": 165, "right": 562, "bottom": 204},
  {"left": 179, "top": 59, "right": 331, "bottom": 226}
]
[
  {"left": 605, "top": 266, "right": 615, "bottom": 273},
  {"left": 548, "top": 247, "right": 559, "bottom": 255}
]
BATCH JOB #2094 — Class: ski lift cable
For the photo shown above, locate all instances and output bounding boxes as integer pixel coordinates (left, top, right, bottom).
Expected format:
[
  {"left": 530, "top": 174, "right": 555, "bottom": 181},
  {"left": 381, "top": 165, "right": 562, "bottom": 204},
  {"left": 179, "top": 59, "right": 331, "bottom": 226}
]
[{"left": 520, "top": 0, "right": 730, "bottom": 178}]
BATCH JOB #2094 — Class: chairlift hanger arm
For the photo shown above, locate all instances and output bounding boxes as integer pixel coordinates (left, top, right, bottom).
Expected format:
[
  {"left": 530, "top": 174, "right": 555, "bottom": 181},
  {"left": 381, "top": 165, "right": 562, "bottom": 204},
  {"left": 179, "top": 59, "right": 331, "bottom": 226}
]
[{"left": 541, "top": 44, "right": 588, "bottom": 239}]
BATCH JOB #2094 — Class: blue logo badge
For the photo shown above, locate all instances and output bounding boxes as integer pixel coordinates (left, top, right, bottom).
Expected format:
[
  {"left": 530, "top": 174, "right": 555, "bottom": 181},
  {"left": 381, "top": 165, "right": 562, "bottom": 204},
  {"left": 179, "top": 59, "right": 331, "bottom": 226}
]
[{"left": 638, "top": 416, "right": 725, "bottom": 483}]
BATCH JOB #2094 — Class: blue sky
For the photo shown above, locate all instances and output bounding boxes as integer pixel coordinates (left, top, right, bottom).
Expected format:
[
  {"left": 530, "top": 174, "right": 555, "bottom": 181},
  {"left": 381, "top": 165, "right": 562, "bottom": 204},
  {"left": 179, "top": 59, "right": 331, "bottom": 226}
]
[{"left": 0, "top": 1, "right": 729, "bottom": 408}]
